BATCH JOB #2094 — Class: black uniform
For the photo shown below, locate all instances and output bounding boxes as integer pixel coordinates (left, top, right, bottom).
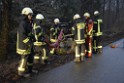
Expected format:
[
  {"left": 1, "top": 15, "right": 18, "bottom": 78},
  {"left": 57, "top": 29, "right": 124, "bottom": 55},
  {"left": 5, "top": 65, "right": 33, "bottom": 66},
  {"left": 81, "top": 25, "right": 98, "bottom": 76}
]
[
  {"left": 17, "top": 16, "right": 34, "bottom": 75},
  {"left": 93, "top": 16, "right": 103, "bottom": 53}
]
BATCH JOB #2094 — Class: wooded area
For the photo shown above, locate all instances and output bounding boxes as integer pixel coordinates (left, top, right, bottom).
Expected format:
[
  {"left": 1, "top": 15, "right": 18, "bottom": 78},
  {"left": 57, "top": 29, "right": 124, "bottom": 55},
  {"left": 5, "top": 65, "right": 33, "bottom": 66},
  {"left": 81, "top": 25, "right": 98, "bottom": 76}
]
[{"left": 0, "top": 0, "right": 124, "bottom": 61}]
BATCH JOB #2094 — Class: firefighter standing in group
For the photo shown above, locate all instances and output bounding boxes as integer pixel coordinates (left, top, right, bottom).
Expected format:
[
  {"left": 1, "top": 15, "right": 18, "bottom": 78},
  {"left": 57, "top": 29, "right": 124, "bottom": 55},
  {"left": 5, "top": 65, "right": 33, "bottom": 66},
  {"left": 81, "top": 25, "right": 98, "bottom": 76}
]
[
  {"left": 84, "top": 12, "right": 94, "bottom": 58},
  {"left": 50, "top": 18, "right": 61, "bottom": 54},
  {"left": 33, "top": 14, "right": 48, "bottom": 65},
  {"left": 93, "top": 11, "right": 103, "bottom": 53},
  {"left": 17, "top": 7, "right": 35, "bottom": 77},
  {"left": 73, "top": 14, "right": 85, "bottom": 62}
]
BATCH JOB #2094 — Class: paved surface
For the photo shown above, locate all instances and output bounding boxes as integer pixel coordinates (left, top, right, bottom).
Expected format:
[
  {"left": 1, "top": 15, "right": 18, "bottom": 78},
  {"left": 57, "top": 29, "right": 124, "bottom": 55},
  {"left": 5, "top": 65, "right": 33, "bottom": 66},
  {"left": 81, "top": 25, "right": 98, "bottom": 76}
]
[{"left": 25, "top": 39, "right": 124, "bottom": 83}]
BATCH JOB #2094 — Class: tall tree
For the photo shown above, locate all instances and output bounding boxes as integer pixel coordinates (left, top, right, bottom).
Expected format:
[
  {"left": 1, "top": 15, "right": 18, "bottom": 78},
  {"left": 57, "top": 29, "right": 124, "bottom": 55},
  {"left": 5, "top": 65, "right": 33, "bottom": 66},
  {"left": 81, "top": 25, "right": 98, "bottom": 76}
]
[{"left": 0, "top": 0, "right": 12, "bottom": 61}]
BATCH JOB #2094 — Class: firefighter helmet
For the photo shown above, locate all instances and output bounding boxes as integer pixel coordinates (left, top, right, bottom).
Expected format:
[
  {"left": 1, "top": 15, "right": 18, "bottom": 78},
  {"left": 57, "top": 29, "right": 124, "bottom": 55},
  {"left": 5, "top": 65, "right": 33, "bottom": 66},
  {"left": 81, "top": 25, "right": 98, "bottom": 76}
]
[
  {"left": 54, "top": 18, "right": 60, "bottom": 24},
  {"left": 84, "top": 12, "right": 90, "bottom": 17},
  {"left": 73, "top": 14, "right": 80, "bottom": 20},
  {"left": 36, "top": 14, "right": 44, "bottom": 20},
  {"left": 94, "top": 11, "right": 100, "bottom": 16},
  {"left": 21, "top": 7, "right": 33, "bottom": 15}
]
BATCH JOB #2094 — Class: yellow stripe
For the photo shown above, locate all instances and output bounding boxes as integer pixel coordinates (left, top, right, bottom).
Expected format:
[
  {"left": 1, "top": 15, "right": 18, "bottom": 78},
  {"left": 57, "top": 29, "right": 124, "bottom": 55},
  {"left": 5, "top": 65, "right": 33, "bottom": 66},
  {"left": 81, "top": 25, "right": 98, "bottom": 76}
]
[
  {"left": 98, "top": 19, "right": 103, "bottom": 33},
  {"left": 94, "top": 32, "right": 103, "bottom": 36},
  {"left": 81, "top": 53, "right": 85, "bottom": 56},
  {"left": 18, "top": 58, "right": 25, "bottom": 72},
  {"left": 34, "top": 56, "right": 40, "bottom": 59},
  {"left": 34, "top": 42, "right": 46, "bottom": 46},
  {"left": 75, "top": 40, "right": 85, "bottom": 44},
  {"left": 17, "top": 49, "right": 30, "bottom": 55},
  {"left": 98, "top": 46, "right": 102, "bottom": 48},
  {"left": 18, "top": 67, "right": 25, "bottom": 71},
  {"left": 50, "top": 39, "right": 57, "bottom": 42},
  {"left": 42, "top": 48, "right": 48, "bottom": 60},
  {"left": 23, "top": 38, "right": 29, "bottom": 43}
]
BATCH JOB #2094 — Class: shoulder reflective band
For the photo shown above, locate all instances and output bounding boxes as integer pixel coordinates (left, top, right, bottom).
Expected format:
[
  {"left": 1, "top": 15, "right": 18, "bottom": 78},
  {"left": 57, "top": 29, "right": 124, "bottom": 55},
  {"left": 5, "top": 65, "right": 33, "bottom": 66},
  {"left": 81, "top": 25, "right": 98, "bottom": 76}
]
[{"left": 23, "top": 37, "right": 29, "bottom": 43}]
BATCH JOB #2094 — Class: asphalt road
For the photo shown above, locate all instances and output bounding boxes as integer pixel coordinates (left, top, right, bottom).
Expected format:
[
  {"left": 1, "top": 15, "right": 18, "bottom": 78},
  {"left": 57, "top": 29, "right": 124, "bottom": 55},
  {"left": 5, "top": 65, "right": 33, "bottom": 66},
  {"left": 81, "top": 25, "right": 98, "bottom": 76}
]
[{"left": 24, "top": 39, "right": 124, "bottom": 83}]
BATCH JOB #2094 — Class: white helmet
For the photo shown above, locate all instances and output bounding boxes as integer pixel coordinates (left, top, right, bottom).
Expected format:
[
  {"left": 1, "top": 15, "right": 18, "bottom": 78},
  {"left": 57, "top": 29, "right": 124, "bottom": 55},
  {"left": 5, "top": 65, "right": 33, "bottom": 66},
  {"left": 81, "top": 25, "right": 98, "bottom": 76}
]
[
  {"left": 73, "top": 14, "right": 80, "bottom": 20},
  {"left": 94, "top": 11, "right": 99, "bottom": 15},
  {"left": 84, "top": 12, "right": 90, "bottom": 17},
  {"left": 36, "top": 14, "right": 44, "bottom": 20},
  {"left": 21, "top": 7, "right": 33, "bottom": 15},
  {"left": 54, "top": 18, "right": 60, "bottom": 24}
]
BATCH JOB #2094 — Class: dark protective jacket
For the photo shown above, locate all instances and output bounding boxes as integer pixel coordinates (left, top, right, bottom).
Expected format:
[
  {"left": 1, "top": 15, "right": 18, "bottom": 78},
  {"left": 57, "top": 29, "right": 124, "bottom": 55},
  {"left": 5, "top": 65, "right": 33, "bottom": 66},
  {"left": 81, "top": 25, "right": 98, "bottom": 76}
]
[
  {"left": 50, "top": 23, "right": 61, "bottom": 42},
  {"left": 16, "top": 16, "right": 34, "bottom": 55},
  {"left": 60, "top": 22, "right": 74, "bottom": 39},
  {"left": 33, "top": 20, "right": 46, "bottom": 46},
  {"left": 73, "top": 18, "right": 85, "bottom": 44},
  {"left": 93, "top": 16, "right": 103, "bottom": 36}
]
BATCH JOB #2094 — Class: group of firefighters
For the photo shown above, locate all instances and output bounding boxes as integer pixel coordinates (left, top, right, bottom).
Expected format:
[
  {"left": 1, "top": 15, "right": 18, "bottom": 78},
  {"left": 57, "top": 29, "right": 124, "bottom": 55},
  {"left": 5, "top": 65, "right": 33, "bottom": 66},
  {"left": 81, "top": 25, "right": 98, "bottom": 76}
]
[{"left": 16, "top": 7, "right": 103, "bottom": 77}]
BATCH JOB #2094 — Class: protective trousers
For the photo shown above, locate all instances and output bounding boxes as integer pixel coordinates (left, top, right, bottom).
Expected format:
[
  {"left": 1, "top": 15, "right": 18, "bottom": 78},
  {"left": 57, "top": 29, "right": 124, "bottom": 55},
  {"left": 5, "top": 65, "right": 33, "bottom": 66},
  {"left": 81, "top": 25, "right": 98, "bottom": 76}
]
[
  {"left": 93, "top": 36, "right": 102, "bottom": 53},
  {"left": 18, "top": 47, "right": 34, "bottom": 75},
  {"left": 75, "top": 43, "right": 85, "bottom": 62},
  {"left": 85, "top": 36, "right": 92, "bottom": 58},
  {"left": 34, "top": 45, "right": 48, "bottom": 64}
]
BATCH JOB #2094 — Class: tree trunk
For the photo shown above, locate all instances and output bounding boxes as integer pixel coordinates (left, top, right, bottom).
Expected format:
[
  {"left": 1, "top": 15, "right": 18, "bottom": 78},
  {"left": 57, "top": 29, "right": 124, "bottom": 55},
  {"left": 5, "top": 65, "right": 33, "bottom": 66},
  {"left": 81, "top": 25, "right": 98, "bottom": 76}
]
[{"left": 0, "top": 0, "right": 11, "bottom": 61}]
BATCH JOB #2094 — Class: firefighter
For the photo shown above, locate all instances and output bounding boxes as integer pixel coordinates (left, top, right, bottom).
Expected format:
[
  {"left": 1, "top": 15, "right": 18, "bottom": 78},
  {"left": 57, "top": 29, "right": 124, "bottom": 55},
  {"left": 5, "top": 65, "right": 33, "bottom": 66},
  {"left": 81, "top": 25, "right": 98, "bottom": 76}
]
[
  {"left": 84, "top": 12, "right": 94, "bottom": 58},
  {"left": 93, "top": 11, "right": 103, "bottom": 53},
  {"left": 50, "top": 18, "right": 61, "bottom": 54},
  {"left": 17, "top": 7, "right": 35, "bottom": 77},
  {"left": 73, "top": 14, "right": 85, "bottom": 62},
  {"left": 33, "top": 14, "right": 48, "bottom": 64}
]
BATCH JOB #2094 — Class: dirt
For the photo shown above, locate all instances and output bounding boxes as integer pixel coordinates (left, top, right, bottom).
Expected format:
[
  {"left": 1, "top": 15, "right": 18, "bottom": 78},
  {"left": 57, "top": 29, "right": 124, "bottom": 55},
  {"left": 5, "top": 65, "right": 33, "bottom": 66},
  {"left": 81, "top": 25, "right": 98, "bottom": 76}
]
[{"left": 0, "top": 31, "right": 124, "bottom": 83}]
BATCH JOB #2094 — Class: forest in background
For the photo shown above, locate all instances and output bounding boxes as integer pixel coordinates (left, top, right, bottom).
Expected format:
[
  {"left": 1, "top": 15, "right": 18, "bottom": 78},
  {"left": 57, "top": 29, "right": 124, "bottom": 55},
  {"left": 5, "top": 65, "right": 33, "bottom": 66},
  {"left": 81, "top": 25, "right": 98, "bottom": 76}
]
[{"left": 0, "top": 0, "right": 124, "bottom": 61}]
